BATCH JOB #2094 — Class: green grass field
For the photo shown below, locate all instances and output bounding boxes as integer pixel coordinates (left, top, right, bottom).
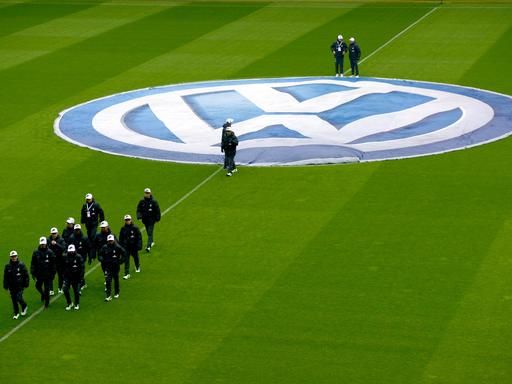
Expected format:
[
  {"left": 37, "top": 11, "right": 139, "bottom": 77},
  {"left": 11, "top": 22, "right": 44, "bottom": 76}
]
[{"left": 1, "top": 1, "right": 512, "bottom": 383}]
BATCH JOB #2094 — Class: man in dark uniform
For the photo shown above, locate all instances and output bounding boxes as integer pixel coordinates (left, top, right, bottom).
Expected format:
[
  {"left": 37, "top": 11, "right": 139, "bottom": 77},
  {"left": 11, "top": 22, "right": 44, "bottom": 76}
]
[
  {"left": 93, "top": 220, "right": 115, "bottom": 282},
  {"left": 48, "top": 227, "right": 66, "bottom": 294},
  {"left": 68, "top": 223, "right": 92, "bottom": 292},
  {"left": 221, "top": 127, "right": 239, "bottom": 177},
  {"left": 63, "top": 244, "right": 83, "bottom": 311},
  {"left": 221, "top": 118, "right": 234, "bottom": 169},
  {"left": 30, "top": 237, "right": 56, "bottom": 308},
  {"left": 119, "top": 214, "right": 142, "bottom": 280},
  {"left": 330, "top": 34, "right": 347, "bottom": 77},
  {"left": 348, "top": 37, "right": 361, "bottom": 78},
  {"left": 62, "top": 217, "right": 75, "bottom": 243},
  {"left": 80, "top": 193, "right": 105, "bottom": 242},
  {"left": 136, "top": 188, "right": 161, "bottom": 252},
  {"left": 99, "top": 234, "right": 126, "bottom": 301},
  {"left": 3, "top": 250, "right": 29, "bottom": 319}
]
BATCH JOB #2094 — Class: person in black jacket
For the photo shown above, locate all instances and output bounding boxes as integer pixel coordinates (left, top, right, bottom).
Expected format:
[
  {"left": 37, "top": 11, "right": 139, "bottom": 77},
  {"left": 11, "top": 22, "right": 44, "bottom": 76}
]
[
  {"left": 80, "top": 193, "right": 105, "bottom": 241},
  {"left": 68, "top": 224, "right": 92, "bottom": 292},
  {"left": 99, "top": 235, "right": 126, "bottom": 301},
  {"left": 62, "top": 217, "right": 75, "bottom": 243},
  {"left": 119, "top": 214, "right": 142, "bottom": 280},
  {"left": 221, "top": 128, "right": 239, "bottom": 177},
  {"left": 330, "top": 34, "right": 348, "bottom": 77},
  {"left": 348, "top": 37, "right": 361, "bottom": 78},
  {"left": 48, "top": 227, "right": 66, "bottom": 295},
  {"left": 221, "top": 118, "right": 234, "bottom": 169},
  {"left": 3, "top": 250, "right": 29, "bottom": 319},
  {"left": 62, "top": 244, "right": 83, "bottom": 311},
  {"left": 30, "top": 237, "right": 56, "bottom": 308},
  {"left": 136, "top": 188, "right": 161, "bottom": 252}
]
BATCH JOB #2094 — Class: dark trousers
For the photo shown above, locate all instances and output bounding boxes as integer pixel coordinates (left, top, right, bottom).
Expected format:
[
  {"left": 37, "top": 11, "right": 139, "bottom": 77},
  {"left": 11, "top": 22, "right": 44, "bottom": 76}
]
[
  {"left": 10, "top": 289, "right": 27, "bottom": 315},
  {"left": 35, "top": 277, "right": 52, "bottom": 307},
  {"left": 124, "top": 247, "right": 140, "bottom": 274},
  {"left": 85, "top": 222, "right": 98, "bottom": 241},
  {"left": 350, "top": 59, "right": 359, "bottom": 76},
  {"left": 63, "top": 278, "right": 80, "bottom": 305},
  {"left": 81, "top": 261, "right": 87, "bottom": 288},
  {"left": 225, "top": 150, "right": 237, "bottom": 172},
  {"left": 54, "top": 262, "right": 64, "bottom": 291},
  {"left": 334, "top": 56, "right": 344, "bottom": 74},
  {"left": 144, "top": 222, "right": 155, "bottom": 247},
  {"left": 105, "top": 266, "right": 120, "bottom": 296}
]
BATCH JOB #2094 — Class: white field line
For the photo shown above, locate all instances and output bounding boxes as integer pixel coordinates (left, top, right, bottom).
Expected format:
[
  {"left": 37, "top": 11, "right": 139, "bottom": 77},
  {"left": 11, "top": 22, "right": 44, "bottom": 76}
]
[
  {"left": 0, "top": 166, "right": 222, "bottom": 344},
  {"left": 345, "top": 6, "right": 439, "bottom": 74}
]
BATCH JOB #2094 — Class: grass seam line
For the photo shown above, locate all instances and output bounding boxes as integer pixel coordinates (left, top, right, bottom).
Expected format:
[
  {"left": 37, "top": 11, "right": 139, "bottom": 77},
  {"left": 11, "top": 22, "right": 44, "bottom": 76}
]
[
  {"left": 344, "top": 6, "right": 439, "bottom": 74},
  {"left": 0, "top": 165, "right": 223, "bottom": 344}
]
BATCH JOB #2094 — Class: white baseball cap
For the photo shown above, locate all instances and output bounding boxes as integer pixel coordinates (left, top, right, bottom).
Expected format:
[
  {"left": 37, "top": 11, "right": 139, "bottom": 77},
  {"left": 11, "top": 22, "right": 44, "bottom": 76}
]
[
  {"left": 9, "top": 250, "right": 18, "bottom": 257},
  {"left": 107, "top": 234, "right": 115, "bottom": 241},
  {"left": 39, "top": 236, "right": 47, "bottom": 245},
  {"left": 66, "top": 217, "right": 75, "bottom": 224},
  {"left": 338, "top": 34, "right": 343, "bottom": 40},
  {"left": 349, "top": 37, "right": 355, "bottom": 42},
  {"left": 85, "top": 193, "right": 93, "bottom": 200},
  {"left": 124, "top": 214, "right": 132, "bottom": 220},
  {"left": 226, "top": 118, "right": 234, "bottom": 124},
  {"left": 100, "top": 220, "right": 109, "bottom": 228},
  {"left": 50, "top": 227, "right": 58, "bottom": 234},
  {"left": 144, "top": 188, "right": 151, "bottom": 193},
  {"left": 67, "top": 244, "right": 75, "bottom": 252},
  {"left": 74, "top": 224, "right": 81, "bottom": 230}
]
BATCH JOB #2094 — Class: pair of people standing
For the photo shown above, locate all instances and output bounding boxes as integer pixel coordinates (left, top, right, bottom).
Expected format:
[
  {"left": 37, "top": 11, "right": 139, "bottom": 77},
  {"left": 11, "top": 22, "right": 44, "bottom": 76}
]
[{"left": 330, "top": 35, "right": 361, "bottom": 77}]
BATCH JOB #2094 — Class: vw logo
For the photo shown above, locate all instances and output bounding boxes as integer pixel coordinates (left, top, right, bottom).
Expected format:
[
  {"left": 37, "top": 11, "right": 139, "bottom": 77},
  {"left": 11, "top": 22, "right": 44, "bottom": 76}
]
[{"left": 55, "top": 77, "right": 512, "bottom": 165}]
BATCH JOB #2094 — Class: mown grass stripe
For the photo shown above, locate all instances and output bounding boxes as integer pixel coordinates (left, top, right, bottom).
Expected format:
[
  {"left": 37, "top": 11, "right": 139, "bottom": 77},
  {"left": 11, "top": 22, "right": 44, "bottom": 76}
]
[
  {"left": 0, "top": 2, "right": 266, "bottom": 130},
  {"left": 0, "top": 1, "right": 170, "bottom": 72},
  {"left": 0, "top": 1, "right": 94, "bottom": 38},
  {"left": 364, "top": 6, "right": 512, "bottom": 83}
]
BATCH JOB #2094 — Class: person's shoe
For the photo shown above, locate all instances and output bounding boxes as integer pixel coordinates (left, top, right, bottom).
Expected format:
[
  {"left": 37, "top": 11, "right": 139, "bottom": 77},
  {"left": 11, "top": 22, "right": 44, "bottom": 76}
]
[
  {"left": 105, "top": 296, "right": 112, "bottom": 302},
  {"left": 114, "top": 294, "right": 119, "bottom": 299},
  {"left": 232, "top": 168, "right": 238, "bottom": 173},
  {"left": 81, "top": 284, "right": 87, "bottom": 290},
  {"left": 58, "top": 289, "right": 63, "bottom": 294},
  {"left": 151, "top": 242, "right": 155, "bottom": 247},
  {"left": 335, "top": 73, "right": 339, "bottom": 77},
  {"left": 65, "top": 303, "right": 73, "bottom": 311},
  {"left": 21, "top": 306, "right": 28, "bottom": 316},
  {"left": 340, "top": 74, "right": 344, "bottom": 77},
  {"left": 74, "top": 304, "right": 80, "bottom": 311},
  {"left": 136, "top": 267, "right": 141, "bottom": 273},
  {"left": 123, "top": 274, "right": 131, "bottom": 280},
  {"left": 356, "top": 75, "right": 359, "bottom": 78},
  {"left": 49, "top": 290, "right": 54, "bottom": 296},
  {"left": 226, "top": 172, "right": 232, "bottom": 177},
  {"left": 146, "top": 246, "right": 151, "bottom": 252},
  {"left": 13, "top": 313, "right": 20, "bottom": 320}
]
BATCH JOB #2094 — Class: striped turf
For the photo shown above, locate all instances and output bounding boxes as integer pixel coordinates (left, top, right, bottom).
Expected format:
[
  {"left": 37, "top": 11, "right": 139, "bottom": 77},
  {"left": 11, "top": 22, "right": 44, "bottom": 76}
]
[{"left": 0, "top": 2, "right": 511, "bottom": 384}]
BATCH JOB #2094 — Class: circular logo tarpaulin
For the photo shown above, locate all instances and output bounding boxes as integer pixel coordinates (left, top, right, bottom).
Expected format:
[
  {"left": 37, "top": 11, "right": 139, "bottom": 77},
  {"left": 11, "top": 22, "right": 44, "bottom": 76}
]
[{"left": 55, "top": 77, "right": 512, "bottom": 166}]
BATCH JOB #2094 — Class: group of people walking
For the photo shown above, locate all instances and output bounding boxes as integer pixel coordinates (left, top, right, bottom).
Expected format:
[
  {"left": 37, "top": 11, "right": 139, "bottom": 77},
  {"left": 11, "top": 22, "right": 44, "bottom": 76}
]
[
  {"left": 331, "top": 35, "right": 361, "bottom": 78},
  {"left": 3, "top": 188, "right": 161, "bottom": 319}
]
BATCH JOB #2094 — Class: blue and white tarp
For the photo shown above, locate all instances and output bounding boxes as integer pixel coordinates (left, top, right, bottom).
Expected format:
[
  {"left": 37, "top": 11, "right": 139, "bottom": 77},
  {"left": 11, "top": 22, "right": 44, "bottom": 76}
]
[{"left": 55, "top": 77, "right": 512, "bottom": 166}]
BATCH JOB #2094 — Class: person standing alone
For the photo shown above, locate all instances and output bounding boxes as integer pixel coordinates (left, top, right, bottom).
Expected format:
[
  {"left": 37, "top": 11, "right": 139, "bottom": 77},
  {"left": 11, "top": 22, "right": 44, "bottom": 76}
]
[{"left": 221, "top": 127, "right": 239, "bottom": 177}]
